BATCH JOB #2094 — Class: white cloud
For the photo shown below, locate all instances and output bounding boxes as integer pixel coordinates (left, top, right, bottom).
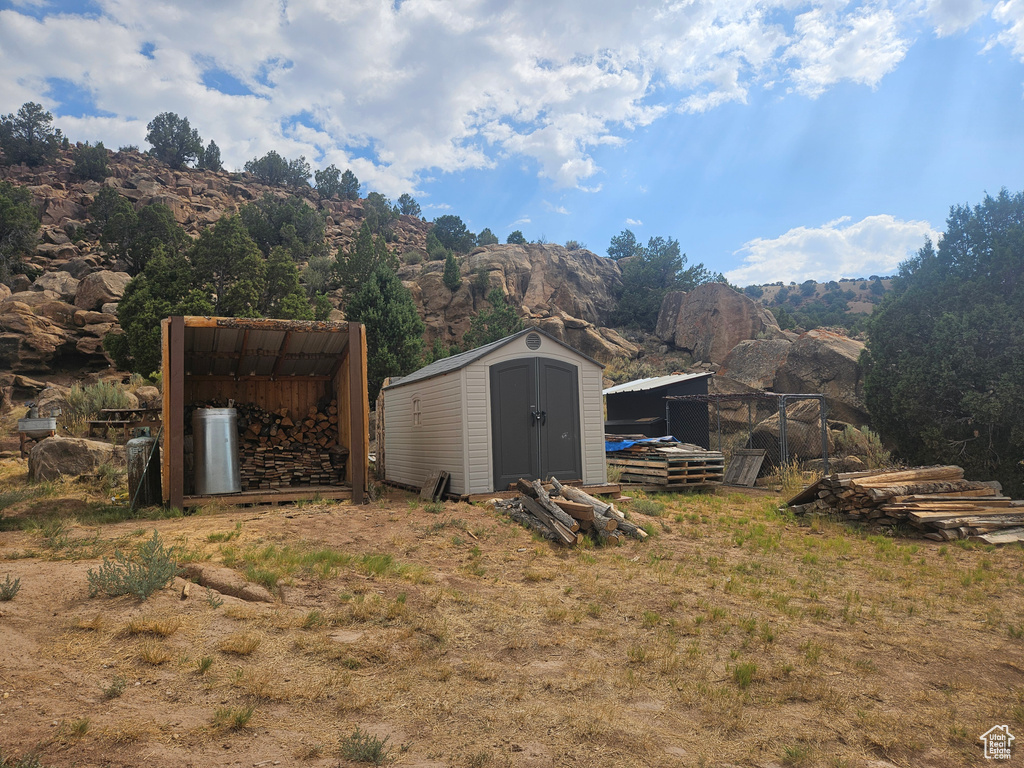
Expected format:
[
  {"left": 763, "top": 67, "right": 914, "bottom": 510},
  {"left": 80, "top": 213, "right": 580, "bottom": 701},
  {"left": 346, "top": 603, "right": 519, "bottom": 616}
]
[
  {"left": 991, "top": 0, "right": 1024, "bottom": 59},
  {"left": 725, "top": 214, "right": 941, "bottom": 285},
  {"left": 926, "top": 0, "right": 989, "bottom": 36},
  {"left": 625, "top": 218, "right": 643, "bottom": 226},
  {"left": 0, "top": 0, "right": 1013, "bottom": 194},
  {"left": 544, "top": 201, "right": 570, "bottom": 215}
]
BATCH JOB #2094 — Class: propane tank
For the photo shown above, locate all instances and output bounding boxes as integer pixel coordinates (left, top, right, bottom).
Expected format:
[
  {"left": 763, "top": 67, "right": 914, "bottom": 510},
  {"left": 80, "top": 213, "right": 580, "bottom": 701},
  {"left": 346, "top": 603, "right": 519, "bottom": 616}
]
[{"left": 127, "top": 431, "right": 161, "bottom": 510}]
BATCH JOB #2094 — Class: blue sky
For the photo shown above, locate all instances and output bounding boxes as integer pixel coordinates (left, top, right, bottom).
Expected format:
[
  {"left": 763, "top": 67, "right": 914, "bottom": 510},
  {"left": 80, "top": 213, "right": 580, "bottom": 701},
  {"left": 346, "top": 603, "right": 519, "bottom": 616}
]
[{"left": 2, "top": 0, "right": 1022, "bottom": 284}]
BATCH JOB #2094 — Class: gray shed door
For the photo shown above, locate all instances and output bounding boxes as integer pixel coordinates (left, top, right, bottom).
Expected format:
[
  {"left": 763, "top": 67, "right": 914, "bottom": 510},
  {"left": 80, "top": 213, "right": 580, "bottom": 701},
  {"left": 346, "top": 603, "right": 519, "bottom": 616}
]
[{"left": 490, "top": 357, "right": 582, "bottom": 490}]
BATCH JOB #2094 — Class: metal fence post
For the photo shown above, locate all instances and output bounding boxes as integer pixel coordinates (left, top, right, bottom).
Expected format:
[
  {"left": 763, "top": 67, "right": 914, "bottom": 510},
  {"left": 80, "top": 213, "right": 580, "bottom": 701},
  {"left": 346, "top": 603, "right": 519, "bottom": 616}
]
[
  {"left": 819, "top": 395, "right": 829, "bottom": 475},
  {"left": 778, "top": 396, "right": 788, "bottom": 467}
]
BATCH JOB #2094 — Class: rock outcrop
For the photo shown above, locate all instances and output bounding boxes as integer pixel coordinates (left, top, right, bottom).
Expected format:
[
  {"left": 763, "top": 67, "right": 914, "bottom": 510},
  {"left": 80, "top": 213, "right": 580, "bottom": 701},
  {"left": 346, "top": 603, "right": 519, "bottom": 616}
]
[
  {"left": 772, "top": 330, "right": 867, "bottom": 425},
  {"left": 73, "top": 270, "right": 131, "bottom": 310},
  {"left": 656, "top": 284, "right": 783, "bottom": 365},
  {"left": 719, "top": 339, "right": 793, "bottom": 390}
]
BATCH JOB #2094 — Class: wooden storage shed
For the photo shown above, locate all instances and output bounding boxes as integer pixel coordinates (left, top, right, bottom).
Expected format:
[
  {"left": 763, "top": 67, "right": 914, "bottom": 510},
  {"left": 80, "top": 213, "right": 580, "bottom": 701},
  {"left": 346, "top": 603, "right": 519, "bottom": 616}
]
[
  {"left": 381, "top": 328, "right": 606, "bottom": 495},
  {"left": 604, "top": 372, "right": 712, "bottom": 447},
  {"left": 161, "top": 316, "right": 368, "bottom": 509}
]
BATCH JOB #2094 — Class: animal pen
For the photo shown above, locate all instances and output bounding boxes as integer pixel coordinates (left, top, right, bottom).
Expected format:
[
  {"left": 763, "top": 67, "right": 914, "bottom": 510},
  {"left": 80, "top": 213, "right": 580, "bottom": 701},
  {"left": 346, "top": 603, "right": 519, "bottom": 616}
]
[
  {"left": 664, "top": 393, "right": 830, "bottom": 475},
  {"left": 160, "top": 316, "right": 369, "bottom": 509}
]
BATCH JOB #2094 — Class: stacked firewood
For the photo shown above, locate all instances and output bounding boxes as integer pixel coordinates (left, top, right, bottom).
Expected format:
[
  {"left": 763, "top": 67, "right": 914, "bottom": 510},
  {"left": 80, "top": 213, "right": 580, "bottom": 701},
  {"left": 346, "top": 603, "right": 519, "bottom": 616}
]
[
  {"left": 188, "top": 400, "right": 347, "bottom": 490},
  {"left": 787, "top": 465, "right": 1024, "bottom": 543},
  {"left": 493, "top": 477, "right": 648, "bottom": 546}
]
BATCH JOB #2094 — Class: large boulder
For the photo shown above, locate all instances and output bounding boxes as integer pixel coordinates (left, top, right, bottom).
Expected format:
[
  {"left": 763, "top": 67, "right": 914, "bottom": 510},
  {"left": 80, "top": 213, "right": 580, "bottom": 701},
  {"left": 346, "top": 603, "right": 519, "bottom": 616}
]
[
  {"left": 28, "top": 436, "right": 124, "bottom": 482},
  {"left": 719, "top": 339, "right": 793, "bottom": 390},
  {"left": 751, "top": 398, "right": 835, "bottom": 462},
  {"left": 656, "top": 284, "right": 783, "bottom": 364},
  {"left": 464, "top": 244, "right": 621, "bottom": 326},
  {"left": 32, "top": 271, "right": 80, "bottom": 302},
  {"left": 772, "top": 330, "right": 868, "bottom": 425},
  {"left": 74, "top": 270, "right": 132, "bottom": 310},
  {"left": 0, "top": 303, "right": 71, "bottom": 372},
  {"left": 534, "top": 313, "right": 639, "bottom": 363}
]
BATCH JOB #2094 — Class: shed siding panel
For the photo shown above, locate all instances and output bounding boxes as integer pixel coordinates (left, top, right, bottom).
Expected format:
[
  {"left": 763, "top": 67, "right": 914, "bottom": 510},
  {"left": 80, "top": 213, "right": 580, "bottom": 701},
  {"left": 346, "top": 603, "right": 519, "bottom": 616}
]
[
  {"left": 464, "top": 367, "right": 491, "bottom": 494},
  {"left": 384, "top": 373, "right": 467, "bottom": 493},
  {"left": 581, "top": 364, "right": 608, "bottom": 485}
]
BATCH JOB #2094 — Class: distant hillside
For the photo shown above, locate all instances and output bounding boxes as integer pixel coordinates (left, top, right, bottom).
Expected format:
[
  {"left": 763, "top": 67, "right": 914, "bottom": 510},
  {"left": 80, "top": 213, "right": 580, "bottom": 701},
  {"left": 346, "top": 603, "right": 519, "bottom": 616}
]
[{"left": 740, "top": 277, "right": 894, "bottom": 334}]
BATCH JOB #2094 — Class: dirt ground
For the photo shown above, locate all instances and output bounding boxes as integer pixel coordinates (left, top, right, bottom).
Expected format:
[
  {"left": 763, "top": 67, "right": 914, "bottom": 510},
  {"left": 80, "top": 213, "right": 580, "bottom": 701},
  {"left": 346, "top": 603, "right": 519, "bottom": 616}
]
[{"left": 2, "top": 462, "right": 1024, "bottom": 768}]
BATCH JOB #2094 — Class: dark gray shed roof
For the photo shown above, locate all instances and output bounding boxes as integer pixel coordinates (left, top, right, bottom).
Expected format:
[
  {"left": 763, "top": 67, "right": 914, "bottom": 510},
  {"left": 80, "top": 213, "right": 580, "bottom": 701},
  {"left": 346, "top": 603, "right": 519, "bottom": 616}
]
[{"left": 385, "top": 327, "right": 602, "bottom": 390}]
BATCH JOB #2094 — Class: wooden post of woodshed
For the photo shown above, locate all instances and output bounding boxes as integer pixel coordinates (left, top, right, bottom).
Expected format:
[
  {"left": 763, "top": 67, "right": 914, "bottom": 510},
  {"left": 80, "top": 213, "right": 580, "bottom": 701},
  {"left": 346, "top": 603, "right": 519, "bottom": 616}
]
[{"left": 160, "top": 316, "right": 369, "bottom": 508}]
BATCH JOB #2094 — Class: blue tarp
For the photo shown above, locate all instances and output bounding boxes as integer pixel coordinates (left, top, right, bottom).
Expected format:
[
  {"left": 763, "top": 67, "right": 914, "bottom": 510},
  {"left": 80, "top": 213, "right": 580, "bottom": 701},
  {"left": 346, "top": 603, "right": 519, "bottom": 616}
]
[{"left": 605, "top": 435, "right": 680, "bottom": 453}]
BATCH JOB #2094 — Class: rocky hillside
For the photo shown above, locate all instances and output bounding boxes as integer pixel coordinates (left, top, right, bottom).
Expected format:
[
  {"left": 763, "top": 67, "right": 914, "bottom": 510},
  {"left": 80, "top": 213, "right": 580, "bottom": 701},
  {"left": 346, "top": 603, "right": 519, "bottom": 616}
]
[{"left": 1, "top": 147, "right": 873, "bottom": 436}]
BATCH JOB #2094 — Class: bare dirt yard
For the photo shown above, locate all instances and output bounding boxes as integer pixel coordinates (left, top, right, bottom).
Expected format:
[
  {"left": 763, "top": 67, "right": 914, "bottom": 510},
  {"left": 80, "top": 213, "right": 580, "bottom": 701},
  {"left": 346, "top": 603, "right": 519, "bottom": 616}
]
[{"left": 2, "top": 459, "right": 1023, "bottom": 768}]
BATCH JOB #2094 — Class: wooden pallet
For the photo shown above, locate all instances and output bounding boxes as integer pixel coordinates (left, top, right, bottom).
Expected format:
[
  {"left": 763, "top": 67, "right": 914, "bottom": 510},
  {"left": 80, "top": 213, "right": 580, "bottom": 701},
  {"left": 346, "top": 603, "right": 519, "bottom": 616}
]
[{"left": 609, "top": 444, "right": 725, "bottom": 487}]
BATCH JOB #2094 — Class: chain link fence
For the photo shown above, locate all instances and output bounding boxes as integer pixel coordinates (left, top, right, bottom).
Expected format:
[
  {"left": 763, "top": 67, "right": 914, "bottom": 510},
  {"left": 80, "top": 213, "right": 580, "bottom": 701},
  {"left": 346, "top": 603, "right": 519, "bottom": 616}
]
[{"left": 665, "top": 394, "right": 829, "bottom": 475}]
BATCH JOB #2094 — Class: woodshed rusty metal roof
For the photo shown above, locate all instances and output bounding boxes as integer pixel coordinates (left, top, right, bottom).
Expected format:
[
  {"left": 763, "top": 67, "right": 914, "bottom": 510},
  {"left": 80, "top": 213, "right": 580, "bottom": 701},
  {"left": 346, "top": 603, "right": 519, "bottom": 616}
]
[{"left": 181, "top": 317, "right": 351, "bottom": 379}]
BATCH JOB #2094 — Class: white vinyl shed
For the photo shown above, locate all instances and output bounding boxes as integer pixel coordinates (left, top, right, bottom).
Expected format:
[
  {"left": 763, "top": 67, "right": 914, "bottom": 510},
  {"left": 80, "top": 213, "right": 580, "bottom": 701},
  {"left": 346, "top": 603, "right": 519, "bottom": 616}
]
[{"left": 381, "top": 328, "right": 607, "bottom": 495}]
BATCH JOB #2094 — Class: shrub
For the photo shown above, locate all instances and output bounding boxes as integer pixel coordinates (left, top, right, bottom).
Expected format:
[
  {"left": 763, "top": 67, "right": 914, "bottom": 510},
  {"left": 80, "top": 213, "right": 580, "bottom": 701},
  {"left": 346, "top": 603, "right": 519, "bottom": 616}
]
[
  {"left": 340, "top": 727, "right": 392, "bottom": 765},
  {"left": 72, "top": 141, "right": 109, "bottom": 181},
  {"left": 0, "top": 574, "right": 21, "bottom": 601},
  {"left": 62, "top": 381, "right": 133, "bottom": 433},
  {"left": 86, "top": 530, "right": 179, "bottom": 600}
]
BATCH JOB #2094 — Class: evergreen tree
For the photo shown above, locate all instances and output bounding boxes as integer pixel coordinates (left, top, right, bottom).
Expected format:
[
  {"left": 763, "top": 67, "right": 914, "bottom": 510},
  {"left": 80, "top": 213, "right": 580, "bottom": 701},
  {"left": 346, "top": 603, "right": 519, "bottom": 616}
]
[
  {"left": 190, "top": 216, "right": 266, "bottom": 317},
  {"left": 864, "top": 189, "right": 1024, "bottom": 495},
  {"left": 340, "top": 169, "right": 360, "bottom": 200},
  {"left": 145, "top": 112, "right": 202, "bottom": 169},
  {"left": 442, "top": 251, "right": 461, "bottom": 291},
  {"left": 101, "top": 198, "right": 189, "bottom": 276},
  {"left": 0, "top": 180, "right": 40, "bottom": 281},
  {"left": 0, "top": 102, "right": 63, "bottom": 167},
  {"left": 72, "top": 142, "right": 109, "bottom": 181},
  {"left": 263, "top": 246, "right": 313, "bottom": 319},
  {"left": 198, "top": 140, "right": 223, "bottom": 171},
  {"left": 335, "top": 221, "right": 398, "bottom": 304},
  {"left": 239, "top": 193, "right": 327, "bottom": 262},
  {"left": 607, "top": 228, "right": 642, "bottom": 260},
  {"left": 396, "top": 193, "right": 420, "bottom": 217},
  {"left": 476, "top": 228, "right": 499, "bottom": 246},
  {"left": 314, "top": 164, "right": 342, "bottom": 198},
  {"left": 506, "top": 230, "right": 526, "bottom": 245},
  {"left": 345, "top": 265, "right": 425, "bottom": 401},
  {"left": 105, "top": 248, "right": 213, "bottom": 375},
  {"left": 432, "top": 214, "right": 475, "bottom": 252},
  {"left": 463, "top": 290, "right": 523, "bottom": 349}
]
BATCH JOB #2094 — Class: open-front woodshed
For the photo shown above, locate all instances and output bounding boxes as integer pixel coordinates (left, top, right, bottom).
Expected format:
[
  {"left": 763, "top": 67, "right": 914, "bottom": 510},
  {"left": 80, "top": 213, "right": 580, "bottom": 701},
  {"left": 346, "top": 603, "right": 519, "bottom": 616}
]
[
  {"left": 380, "top": 328, "right": 606, "bottom": 496},
  {"left": 161, "top": 316, "right": 368, "bottom": 509}
]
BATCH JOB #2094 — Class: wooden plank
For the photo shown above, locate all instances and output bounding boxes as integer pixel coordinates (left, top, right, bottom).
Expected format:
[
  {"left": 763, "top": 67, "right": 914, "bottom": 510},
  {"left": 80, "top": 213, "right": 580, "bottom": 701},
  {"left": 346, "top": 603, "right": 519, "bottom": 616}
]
[
  {"left": 167, "top": 316, "right": 185, "bottom": 511},
  {"left": 969, "top": 527, "right": 1024, "bottom": 545},
  {"left": 348, "top": 322, "right": 367, "bottom": 504},
  {"left": 851, "top": 466, "right": 964, "bottom": 487},
  {"left": 723, "top": 449, "right": 766, "bottom": 487},
  {"left": 932, "top": 514, "right": 1024, "bottom": 529},
  {"left": 519, "top": 496, "right": 576, "bottom": 545},
  {"left": 420, "top": 470, "right": 450, "bottom": 501},
  {"left": 552, "top": 499, "right": 596, "bottom": 521}
]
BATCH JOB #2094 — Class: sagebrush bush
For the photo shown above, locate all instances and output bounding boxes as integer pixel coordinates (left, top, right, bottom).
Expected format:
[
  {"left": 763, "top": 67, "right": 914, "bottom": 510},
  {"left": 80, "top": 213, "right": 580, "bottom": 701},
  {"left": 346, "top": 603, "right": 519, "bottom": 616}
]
[
  {"left": 86, "top": 530, "right": 179, "bottom": 600},
  {"left": 62, "top": 380, "right": 133, "bottom": 433},
  {"left": 340, "top": 727, "right": 392, "bottom": 765},
  {"left": 0, "top": 574, "right": 21, "bottom": 601}
]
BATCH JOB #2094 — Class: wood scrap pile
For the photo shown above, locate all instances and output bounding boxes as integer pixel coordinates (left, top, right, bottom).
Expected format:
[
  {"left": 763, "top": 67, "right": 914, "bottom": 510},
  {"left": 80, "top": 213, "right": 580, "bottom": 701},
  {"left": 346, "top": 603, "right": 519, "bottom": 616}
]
[
  {"left": 187, "top": 400, "right": 347, "bottom": 491},
  {"left": 787, "top": 465, "right": 1024, "bottom": 543},
  {"left": 492, "top": 477, "right": 647, "bottom": 546},
  {"left": 607, "top": 440, "right": 724, "bottom": 489}
]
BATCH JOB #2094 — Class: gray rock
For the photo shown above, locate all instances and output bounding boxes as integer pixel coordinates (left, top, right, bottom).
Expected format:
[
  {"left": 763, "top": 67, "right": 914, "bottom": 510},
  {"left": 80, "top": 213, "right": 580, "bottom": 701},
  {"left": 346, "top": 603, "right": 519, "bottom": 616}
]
[
  {"left": 74, "top": 270, "right": 132, "bottom": 310},
  {"left": 28, "top": 436, "right": 124, "bottom": 482},
  {"left": 32, "top": 271, "right": 80, "bottom": 302}
]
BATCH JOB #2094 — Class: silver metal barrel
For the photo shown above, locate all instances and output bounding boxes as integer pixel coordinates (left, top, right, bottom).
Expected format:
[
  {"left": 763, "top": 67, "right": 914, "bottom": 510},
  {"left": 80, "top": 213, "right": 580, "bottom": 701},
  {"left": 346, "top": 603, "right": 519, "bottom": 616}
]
[{"left": 192, "top": 408, "right": 241, "bottom": 495}]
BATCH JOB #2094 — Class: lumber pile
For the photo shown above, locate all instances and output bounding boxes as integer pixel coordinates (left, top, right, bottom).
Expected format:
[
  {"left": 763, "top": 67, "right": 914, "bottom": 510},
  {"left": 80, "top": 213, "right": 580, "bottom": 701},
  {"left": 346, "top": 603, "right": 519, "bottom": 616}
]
[
  {"left": 607, "top": 440, "right": 724, "bottom": 489},
  {"left": 492, "top": 477, "right": 648, "bottom": 546},
  {"left": 187, "top": 400, "right": 347, "bottom": 491},
  {"left": 787, "top": 465, "right": 1024, "bottom": 543}
]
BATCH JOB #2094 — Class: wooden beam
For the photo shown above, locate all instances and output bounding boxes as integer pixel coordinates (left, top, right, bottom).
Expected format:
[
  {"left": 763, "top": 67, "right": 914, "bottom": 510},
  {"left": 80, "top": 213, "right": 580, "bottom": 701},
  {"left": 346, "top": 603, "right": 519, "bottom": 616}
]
[
  {"left": 182, "top": 316, "right": 351, "bottom": 332},
  {"left": 167, "top": 315, "right": 185, "bottom": 511},
  {"left": 348, "top": 322, "right": 368, "bottom": 504},
  {"left": 190, "top": 350, "right": 337, "bottom": 361},
  {"left": 233, "top": 328, "right": 250, "bottom": 378},
  {"left": 271, "top": 330, "right": 293, "bottom": 378},
  {"left": 183, "top": 374, "right": 333, "bottom": 382}
]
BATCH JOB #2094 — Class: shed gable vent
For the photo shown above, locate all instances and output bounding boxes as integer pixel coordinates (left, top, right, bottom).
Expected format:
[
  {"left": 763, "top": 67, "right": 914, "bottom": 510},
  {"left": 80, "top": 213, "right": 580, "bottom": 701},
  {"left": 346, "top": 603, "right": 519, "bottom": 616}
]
[{"left": 525, "top": 332, "right": 542, "bottom": 350}]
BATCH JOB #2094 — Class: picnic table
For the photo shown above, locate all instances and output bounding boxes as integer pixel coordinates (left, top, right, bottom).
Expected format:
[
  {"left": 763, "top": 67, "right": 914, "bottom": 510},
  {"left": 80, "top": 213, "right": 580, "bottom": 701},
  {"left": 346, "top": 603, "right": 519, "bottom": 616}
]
[{"left": 87, "top": 407, "right": 162, "bottom": 442}]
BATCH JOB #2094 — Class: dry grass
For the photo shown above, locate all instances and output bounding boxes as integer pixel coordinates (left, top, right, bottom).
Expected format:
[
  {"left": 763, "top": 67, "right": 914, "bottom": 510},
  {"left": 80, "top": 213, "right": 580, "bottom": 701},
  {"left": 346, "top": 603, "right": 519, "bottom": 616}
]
[{"left": 4, "top": 477, "right": 1024, "bottom": 767}]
